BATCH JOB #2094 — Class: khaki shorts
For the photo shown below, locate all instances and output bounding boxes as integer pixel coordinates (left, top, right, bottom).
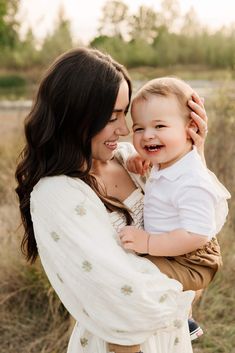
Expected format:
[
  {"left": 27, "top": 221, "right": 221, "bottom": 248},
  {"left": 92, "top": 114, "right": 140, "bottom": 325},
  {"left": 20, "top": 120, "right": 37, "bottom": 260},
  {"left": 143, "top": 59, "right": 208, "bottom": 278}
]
[
  {"left": 145, "top": 237, "right": 222, "bottom": 291},
  {"left": 108, "top": 344, "right": 141, "bottom": 353}
]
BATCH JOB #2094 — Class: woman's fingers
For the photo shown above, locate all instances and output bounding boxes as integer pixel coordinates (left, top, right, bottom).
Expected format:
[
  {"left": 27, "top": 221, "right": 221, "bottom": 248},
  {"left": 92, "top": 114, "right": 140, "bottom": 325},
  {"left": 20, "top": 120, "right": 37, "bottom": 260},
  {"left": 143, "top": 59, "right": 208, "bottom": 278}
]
[
  {"left": 188, "top": 127, "right": 203, "bottom": 147},
  {"left": 191, "top": 91, "right": 205, "bottom": 108},
  {"left": 191, "top": 111, "right": 208, "bottom": 137},
  {"left": 188, "top": 100, "right": 207, "bottom": 123}
]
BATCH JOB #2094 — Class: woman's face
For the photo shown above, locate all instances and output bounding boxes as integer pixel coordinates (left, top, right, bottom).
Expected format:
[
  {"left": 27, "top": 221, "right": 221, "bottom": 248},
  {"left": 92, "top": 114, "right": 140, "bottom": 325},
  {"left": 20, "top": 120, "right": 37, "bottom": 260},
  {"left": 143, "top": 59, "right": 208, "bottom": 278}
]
[{"left": 91, "top": 80, "right": 130, "bottom": 162}]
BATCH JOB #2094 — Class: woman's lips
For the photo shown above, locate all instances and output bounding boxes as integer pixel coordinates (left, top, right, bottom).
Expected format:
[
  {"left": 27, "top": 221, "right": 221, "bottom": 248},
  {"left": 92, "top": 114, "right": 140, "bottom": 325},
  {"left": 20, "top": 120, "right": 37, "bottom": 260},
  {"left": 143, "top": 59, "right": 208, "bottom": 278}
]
[{"left": 105, "top": 141, "right": 118, "bottom": 150}]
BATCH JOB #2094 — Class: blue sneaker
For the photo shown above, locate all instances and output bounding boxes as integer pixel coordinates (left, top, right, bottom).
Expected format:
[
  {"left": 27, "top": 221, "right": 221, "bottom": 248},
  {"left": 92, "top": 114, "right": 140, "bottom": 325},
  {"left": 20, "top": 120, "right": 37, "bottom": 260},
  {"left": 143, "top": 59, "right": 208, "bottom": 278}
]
[{"left": 188, "top": 318, "right": 204, "bottom": 341}]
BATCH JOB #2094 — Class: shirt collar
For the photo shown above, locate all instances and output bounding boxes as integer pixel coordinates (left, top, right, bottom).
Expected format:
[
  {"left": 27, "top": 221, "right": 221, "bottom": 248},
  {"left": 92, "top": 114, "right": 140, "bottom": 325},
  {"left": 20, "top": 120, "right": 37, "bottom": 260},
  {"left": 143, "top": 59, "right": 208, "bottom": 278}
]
[{"left": 150, "top": 146, "right": 204, "bottom": 181}]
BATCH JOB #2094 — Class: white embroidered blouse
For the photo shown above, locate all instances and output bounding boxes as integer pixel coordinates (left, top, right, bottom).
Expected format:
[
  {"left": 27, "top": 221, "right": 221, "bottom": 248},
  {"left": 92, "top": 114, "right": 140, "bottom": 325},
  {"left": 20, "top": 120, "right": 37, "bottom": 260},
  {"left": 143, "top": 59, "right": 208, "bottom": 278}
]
[{"left": 30, "top": 142, "right": 196, "bottom": 353}]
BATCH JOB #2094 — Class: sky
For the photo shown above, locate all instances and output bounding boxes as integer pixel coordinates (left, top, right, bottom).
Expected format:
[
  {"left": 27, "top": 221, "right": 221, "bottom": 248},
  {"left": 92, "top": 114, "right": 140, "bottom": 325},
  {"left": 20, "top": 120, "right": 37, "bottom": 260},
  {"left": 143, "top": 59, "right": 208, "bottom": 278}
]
[{"left": 19, "top": 0, "right": 235, "bottom": 44}]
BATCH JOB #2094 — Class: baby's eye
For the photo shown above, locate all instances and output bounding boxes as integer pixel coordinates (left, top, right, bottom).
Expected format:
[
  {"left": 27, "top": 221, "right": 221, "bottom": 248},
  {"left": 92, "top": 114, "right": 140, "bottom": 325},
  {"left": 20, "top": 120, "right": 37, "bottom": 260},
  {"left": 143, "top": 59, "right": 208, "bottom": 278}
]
[
  {"left": 133, "top": 127, "right": 143, "bottom": 132},
  {"left": 155, "top": 124, "right": 165, "bottom": 129}
]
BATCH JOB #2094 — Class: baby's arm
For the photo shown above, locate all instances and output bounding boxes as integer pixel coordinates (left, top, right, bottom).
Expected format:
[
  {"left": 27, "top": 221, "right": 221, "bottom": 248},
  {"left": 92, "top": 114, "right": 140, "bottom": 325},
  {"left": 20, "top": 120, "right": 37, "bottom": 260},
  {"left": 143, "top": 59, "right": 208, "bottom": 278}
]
[{"left": 119, "top": 226, "right": 209, "bottom": 256}]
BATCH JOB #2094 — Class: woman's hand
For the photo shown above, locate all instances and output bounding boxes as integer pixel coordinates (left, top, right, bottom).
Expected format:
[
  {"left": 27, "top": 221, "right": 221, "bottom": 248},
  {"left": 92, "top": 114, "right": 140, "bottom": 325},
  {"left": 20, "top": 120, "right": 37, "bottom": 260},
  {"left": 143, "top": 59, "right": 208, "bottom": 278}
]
[
  {"left": 188, "top": 92, "right": 208, "bottom": 163},
  {"left": 119, "top": 226, "right": 149, "bottom": 254}
]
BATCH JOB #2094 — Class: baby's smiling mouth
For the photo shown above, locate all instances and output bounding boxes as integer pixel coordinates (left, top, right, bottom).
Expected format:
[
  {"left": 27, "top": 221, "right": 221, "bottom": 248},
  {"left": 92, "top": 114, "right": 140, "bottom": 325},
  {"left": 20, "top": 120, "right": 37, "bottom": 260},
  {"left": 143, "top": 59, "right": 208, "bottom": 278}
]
[{"left": 144, "top": 144, "right": 164, "bottom": 152}]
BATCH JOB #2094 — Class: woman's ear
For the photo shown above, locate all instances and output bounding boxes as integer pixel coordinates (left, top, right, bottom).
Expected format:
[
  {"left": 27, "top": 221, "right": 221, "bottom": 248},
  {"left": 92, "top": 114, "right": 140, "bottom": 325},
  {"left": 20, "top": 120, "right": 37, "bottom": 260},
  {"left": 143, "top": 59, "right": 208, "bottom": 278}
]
[{"left": 187, "top": 119, "right": 198, "bottom": 138}]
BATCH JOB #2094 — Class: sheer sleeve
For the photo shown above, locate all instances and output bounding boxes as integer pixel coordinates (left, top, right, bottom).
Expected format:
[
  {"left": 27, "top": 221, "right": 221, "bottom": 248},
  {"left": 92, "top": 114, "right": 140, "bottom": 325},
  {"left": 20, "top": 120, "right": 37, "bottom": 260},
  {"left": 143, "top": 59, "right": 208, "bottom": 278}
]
[
  {"left": 30, "top": 175, "right": 194, "bottom": 345},
  {"left": 207, "top": 170, "right": 231, "bottom": 233}
]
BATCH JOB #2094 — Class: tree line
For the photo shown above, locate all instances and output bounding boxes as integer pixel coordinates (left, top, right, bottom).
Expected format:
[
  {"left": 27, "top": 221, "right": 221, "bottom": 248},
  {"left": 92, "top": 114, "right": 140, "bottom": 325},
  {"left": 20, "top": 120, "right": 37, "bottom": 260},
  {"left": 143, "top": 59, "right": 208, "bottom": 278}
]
[{"left": 0, "top": 0, "right": 235, "bottom": 70}]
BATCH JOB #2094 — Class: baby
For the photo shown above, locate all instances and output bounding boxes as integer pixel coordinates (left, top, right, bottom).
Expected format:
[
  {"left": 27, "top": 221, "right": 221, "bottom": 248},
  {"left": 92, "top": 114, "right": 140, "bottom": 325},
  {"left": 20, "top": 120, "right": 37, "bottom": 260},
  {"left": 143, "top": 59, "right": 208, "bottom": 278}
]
[{"left": 119, "top": 77, "right": 230, "bottom": 340}]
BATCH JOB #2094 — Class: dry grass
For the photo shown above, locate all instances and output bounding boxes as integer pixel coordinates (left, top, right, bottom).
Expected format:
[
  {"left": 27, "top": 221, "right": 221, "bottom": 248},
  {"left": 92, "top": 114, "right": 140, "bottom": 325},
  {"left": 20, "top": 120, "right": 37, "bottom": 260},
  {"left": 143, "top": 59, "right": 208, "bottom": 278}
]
[
  {"left": 0, "top": 86, "right": 234, "bottom": 352},
  {"left": 192, "top": 86, "right": 235, "bottom": 353},
  {"left": 0, "top": 109, "right": 71, "bottom": 353}
]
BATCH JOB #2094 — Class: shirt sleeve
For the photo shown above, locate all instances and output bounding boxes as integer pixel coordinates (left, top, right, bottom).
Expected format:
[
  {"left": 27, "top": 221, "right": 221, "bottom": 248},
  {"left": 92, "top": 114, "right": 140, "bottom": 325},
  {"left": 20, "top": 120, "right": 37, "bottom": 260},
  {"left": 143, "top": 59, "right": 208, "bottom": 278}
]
[
  {"left": 30, "top": 175, "right": 194, "bottom": 345},
  {"left": 173, "top": 174, "right": 229, "bottom": 237},
  {"left": 207, "top": 170, "right": 231, "bottom": 234}
]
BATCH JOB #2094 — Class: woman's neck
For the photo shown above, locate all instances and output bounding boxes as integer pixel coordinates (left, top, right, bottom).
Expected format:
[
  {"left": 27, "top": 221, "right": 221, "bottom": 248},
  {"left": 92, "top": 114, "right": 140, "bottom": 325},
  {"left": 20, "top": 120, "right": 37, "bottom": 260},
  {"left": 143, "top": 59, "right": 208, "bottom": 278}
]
[
  {"left": 90, "top": 157, "right": 137, "bottom": 202},
  {"left": 90, "top": 158, "right": 114, "bottom": 176}
]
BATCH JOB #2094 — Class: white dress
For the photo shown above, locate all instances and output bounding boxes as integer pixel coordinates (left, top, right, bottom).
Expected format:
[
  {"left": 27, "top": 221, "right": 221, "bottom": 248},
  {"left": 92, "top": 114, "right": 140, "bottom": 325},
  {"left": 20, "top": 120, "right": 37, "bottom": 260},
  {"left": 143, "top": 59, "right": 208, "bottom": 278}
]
[{"left": 30, "top": 143, "right": 195, "bottom": 353}]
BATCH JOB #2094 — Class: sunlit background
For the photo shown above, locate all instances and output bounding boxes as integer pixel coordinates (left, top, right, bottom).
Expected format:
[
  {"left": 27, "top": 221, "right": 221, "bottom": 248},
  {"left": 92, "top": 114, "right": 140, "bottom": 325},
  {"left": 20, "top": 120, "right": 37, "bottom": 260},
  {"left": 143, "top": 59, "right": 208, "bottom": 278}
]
[{"left": 19, "top": 0, "right": 235, "bottom": 44}]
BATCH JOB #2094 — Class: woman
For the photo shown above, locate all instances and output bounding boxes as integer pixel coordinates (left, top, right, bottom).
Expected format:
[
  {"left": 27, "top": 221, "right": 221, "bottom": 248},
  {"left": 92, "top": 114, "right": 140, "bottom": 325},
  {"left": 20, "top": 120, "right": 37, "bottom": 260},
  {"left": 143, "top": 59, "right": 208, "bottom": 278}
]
[{"left": 15, "top": 48, "right": 209, "bottom": 353}]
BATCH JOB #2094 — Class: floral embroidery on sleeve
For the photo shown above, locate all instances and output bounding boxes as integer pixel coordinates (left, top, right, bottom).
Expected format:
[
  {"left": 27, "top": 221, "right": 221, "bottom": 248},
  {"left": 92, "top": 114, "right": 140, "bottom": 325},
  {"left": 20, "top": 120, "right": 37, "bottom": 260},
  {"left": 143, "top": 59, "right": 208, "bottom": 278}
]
[
  {"left": 75, "top": 204, "right": 87, "bottom": 216},
  {"left": 80, "top": 337, "right": 88, "bottom": 347},
  {"left": 159, "top": 293, "right": 168, "bottom": 303},
  {"left": 50, "top": 231, "right": 60, "bottom": 241},
  {"left": 82, "top": 261, "right": 92, "bottom": 272},
  {"left": 174, "top": 337, "right": 179, "bottom": 345},
  {"left": 121, "top": 285, "right": 133, "bottom": 295}
]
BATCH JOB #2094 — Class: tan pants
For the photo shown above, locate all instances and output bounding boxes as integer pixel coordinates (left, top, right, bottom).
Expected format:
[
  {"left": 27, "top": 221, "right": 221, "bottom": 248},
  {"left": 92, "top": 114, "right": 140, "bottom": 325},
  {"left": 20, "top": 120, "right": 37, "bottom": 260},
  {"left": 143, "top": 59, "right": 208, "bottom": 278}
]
[{"left": 108, "top": 238, "right": 222, "bottom": 353}]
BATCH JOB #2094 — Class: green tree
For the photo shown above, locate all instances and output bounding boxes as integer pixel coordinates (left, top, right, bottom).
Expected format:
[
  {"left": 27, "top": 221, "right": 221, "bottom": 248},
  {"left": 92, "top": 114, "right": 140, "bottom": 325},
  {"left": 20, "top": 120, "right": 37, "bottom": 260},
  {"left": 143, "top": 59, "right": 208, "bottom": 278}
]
[
  {"left": 181, "top": 7, "right": 201, "bottom": 37},
  {"left": 0, "top": 0, "right": 19, "bottom": 48},
  {"left": 98, "top": 0, "right": 128, "bottom": 39},
  {"left": 40, "top": 6, "right": 74, "bottom": 65},
  {"left": 14, "top": 28, "right": 40, "bottom": 68},
  {"left": 129, "top": 6, "right": 158, "bottom": 44},
  {"left": 90, "top": 34, "right": 129, "bottom": 65},
  {"left": 159, "top": 0, "right": 180, "bottom": 32}
]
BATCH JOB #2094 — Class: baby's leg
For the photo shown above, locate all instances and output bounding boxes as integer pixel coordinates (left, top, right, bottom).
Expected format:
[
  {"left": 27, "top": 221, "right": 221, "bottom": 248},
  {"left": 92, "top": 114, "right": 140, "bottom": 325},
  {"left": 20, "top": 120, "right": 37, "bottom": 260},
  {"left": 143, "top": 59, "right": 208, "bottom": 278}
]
[
  {"left": 145, "top": 237, "right": 222, "bottom": 291},
  {"left": 145, "top": 254, "right": 214, "bottom": 291}
]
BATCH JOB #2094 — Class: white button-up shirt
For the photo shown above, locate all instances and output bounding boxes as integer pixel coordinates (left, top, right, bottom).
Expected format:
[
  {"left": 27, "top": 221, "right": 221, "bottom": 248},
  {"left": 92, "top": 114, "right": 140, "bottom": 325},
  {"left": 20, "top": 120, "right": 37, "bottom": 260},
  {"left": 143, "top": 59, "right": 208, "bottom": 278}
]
[{"left": 144, "top": 147, "right": 230, "bottom": 239}]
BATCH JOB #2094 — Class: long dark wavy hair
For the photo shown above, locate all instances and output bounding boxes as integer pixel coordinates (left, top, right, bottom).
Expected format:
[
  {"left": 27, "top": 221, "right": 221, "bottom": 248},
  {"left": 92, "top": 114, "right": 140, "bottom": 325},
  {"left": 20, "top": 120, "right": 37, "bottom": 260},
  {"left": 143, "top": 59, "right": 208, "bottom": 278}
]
[{"left": 15, "top": 47, "right": 132, "bottom": 263}]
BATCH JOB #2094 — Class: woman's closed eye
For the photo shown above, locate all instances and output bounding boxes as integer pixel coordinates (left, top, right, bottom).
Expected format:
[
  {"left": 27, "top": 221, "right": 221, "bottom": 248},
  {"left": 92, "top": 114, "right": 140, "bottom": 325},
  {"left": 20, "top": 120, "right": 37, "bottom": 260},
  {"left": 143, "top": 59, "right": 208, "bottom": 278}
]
[
  {"left": 109, "top": 118, "right": 118, "bottom": 123},
  {"left": 109, "top": 114, "right": 118, "bottom": 123}
]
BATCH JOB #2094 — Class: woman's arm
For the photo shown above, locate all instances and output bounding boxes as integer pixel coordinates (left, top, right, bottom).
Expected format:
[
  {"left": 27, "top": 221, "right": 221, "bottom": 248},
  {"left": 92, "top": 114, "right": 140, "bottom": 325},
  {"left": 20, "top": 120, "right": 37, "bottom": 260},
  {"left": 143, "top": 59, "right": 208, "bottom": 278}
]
[{"left": 31, "top": 176, "right": 194, "bottom": 345}]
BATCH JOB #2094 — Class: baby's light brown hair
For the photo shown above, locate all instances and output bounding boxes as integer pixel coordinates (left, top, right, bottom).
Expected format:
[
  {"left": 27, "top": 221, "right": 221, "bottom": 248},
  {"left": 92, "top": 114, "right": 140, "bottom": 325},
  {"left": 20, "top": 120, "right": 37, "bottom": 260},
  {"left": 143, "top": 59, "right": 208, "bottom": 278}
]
[{"left": 132, "top": 77, "right": 194, "bottom": 120}]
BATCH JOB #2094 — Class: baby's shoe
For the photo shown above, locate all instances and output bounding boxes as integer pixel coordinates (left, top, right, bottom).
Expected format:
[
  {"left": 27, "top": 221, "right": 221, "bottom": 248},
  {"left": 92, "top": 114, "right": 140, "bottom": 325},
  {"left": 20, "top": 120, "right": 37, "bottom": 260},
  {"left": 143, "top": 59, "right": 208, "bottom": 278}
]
[{"left": 188, "top": 318, "right": 204, "bottom": 341}]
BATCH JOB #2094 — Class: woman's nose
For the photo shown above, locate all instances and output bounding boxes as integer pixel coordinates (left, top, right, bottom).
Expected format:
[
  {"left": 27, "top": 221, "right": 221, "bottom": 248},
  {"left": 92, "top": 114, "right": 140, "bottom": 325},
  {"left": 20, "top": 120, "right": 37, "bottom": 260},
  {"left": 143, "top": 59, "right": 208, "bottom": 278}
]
[{"left": 116, "top": 119, "right": 130, "bottom": 136}]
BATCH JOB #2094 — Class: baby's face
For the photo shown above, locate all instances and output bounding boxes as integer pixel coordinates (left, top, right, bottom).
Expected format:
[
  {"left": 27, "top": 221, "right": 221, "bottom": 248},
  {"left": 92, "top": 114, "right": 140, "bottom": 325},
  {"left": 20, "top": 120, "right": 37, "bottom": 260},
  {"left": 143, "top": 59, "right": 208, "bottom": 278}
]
[{"left": 131, "top": 94, "right": 192, "bottom": 169}]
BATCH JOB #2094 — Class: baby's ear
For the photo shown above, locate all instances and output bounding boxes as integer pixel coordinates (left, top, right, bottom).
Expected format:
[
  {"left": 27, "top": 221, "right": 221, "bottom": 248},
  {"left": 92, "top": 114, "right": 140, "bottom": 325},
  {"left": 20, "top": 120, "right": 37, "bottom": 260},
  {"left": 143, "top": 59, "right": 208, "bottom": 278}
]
[{"left": 187, "top": 119, "right": 198, "bottom": 138}]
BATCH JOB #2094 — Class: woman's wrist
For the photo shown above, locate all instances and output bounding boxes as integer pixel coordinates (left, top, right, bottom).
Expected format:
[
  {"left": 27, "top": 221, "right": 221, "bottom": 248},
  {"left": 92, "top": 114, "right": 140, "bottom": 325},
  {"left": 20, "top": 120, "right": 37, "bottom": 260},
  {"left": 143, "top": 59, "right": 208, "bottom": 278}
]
[{"left": 147, "top": 233, "right": 151, "bottom": 254}]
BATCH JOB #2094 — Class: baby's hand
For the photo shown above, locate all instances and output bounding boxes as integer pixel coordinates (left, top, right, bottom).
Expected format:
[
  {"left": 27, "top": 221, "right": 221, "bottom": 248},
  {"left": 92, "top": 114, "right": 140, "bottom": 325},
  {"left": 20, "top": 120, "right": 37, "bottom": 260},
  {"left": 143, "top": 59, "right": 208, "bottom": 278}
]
[
  {"left": 126, "top": 154, "right": 151, "bottom": 175},
  {"left": 119, "top": 226, "right": 149, "bottom": 254}
]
